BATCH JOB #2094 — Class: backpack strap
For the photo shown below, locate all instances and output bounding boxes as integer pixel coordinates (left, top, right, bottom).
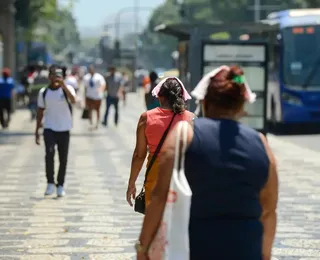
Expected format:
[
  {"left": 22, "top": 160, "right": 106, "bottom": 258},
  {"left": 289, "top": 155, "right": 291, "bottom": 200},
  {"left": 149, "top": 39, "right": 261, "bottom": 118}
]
[
  {"left": 42, "top": 87, "right": 48, "bottom": 108},
  {"left": 62, "top": 89, "right": 73, "bottom": 114},
  {"left": 41, "top": 87, "right": 72, "bottom": 115}
]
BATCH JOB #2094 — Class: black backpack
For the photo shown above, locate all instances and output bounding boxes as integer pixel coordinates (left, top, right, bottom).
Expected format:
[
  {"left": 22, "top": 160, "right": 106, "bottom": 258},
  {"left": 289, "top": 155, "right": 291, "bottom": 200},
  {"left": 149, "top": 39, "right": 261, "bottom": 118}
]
[{"left": 42, "top": 87, "right": 73, "bottom": 114}]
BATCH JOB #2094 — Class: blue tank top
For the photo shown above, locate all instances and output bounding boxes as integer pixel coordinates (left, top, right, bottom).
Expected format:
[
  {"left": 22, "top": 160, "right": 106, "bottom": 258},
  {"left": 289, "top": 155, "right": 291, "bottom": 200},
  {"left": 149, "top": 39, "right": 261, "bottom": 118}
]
[{"left": 185, "top": 118, "right": 269, "bottom": 220}]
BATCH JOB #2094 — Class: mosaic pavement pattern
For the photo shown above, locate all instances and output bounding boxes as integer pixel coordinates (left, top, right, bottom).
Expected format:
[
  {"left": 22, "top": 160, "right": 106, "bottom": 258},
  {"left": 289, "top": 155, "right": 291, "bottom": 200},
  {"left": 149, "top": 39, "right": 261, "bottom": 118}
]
[{"left": 0, "top": 93, "right": 319, "bottom": 260}]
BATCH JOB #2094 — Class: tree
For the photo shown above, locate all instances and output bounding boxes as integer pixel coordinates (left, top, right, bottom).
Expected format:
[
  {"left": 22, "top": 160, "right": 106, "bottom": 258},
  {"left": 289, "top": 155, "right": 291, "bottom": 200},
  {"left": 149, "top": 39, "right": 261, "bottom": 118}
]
[
  {"left": 140, "top": 1, "right": 182, "bottom": 68},
  {"left": 143, "top": 0, "right": 320, "bottom": 68},
  {"left": 15, "top": 0, "right": 58, "bottom": 40}
]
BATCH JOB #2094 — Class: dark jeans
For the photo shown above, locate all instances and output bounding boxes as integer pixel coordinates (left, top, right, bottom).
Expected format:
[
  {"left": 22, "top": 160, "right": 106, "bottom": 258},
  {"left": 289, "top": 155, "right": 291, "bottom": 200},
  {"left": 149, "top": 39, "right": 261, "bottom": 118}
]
[
  {"left": 28, "top": 102, "right": 37, "bottom": 120},
  {"left": 43, "top": 129, "right": 70, "bottom": 186},
  {"left": 0, "top": 98, "right": 11, "bottom": 128},
  {"left": 103, "top": 96, "right": 119, "bottom": 125}
]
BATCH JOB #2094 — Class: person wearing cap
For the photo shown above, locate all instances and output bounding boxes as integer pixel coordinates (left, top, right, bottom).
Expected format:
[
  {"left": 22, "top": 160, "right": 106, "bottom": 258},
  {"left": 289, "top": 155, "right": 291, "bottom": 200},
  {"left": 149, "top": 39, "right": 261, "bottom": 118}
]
[
  {"left": 126, "top": 77, "right": 195, "bottom": 208},
  {"left": 35, "top": 65, "right": 76, "bottom": 197},
  {"left": 0, "top": 68, "right": 15, "bottom": 129},
  {"left": 136, "top": 65, "right": 278, "bottom": 260}
]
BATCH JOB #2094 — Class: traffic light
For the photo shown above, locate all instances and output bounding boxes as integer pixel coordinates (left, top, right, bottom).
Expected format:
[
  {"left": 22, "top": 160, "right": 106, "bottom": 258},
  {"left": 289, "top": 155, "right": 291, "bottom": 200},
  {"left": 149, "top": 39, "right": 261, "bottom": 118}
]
[
  {"left": 68, "top": 52, "right": 74, "bottom": 63},
  {"left": 179, "top": 6, "right": 186, "bottom": 18},
  {"left": 114, "top": 40, "right": 120, "bottom": 58}
]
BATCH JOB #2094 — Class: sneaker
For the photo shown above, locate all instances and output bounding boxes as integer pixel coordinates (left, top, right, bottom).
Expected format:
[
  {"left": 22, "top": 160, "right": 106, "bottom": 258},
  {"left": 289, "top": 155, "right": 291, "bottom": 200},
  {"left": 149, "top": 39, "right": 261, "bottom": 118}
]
[
  {"left": 44, "top": 183, "right": 55, "bottom": 196},
  {"left": 57, "top": 186, "right": 65, "bottom": 197}
]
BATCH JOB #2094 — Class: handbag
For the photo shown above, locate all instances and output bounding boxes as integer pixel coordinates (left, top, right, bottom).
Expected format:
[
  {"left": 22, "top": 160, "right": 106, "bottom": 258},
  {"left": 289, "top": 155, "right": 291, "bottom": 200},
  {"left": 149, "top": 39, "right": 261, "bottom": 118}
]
[
  {"left": 134, "top": 113, "right": 177, "bottom": 214},
  {"left": 81, "top": 107, "right": 89, "bottom": 119},
  {"left": 148, "top": 121, "right": 192, "bottom": 260}
]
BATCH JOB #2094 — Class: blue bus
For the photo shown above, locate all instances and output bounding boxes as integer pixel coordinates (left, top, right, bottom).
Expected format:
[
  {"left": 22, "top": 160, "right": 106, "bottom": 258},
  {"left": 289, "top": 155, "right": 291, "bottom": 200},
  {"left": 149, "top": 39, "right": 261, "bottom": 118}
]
[
  {"left": 248, "top": 9, "right": 320, "bottom": 126},
  {"left": 28, "top": 42, "right": 53, "bottom": 65}
]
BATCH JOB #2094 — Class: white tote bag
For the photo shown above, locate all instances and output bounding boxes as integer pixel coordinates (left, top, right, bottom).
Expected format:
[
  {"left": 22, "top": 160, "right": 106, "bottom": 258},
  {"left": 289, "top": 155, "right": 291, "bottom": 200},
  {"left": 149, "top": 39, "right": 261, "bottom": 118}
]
[{"left": 148, "top": 121, "right": 192, "bottom": 260}]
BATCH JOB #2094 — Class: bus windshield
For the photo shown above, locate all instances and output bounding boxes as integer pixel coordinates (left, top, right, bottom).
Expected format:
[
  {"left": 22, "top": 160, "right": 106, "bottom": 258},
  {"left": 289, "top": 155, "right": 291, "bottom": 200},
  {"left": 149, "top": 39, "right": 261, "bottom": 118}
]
[{"left": 283, "top": 25, "right": 320, "bottom": 87}]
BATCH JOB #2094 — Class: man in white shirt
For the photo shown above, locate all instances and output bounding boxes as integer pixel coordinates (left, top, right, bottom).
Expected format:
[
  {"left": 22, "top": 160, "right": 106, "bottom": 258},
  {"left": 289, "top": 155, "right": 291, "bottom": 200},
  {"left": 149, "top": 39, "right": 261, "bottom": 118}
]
[
  {"left": 83, "top": 65, "right": 106, "bottom": 129},
  {"left": 63, "top": 67, "right": 79, "bottom": 93},
  {"left": 35, "top": 65, "right": 76, "bottom": 197}
]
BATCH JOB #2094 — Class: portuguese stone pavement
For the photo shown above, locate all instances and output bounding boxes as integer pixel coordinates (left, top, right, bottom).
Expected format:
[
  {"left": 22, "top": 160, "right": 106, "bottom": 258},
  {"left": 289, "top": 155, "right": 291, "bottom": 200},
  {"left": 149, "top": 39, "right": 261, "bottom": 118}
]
[{"left": 0, "top": 93, "right": 319, "bottom": 260}]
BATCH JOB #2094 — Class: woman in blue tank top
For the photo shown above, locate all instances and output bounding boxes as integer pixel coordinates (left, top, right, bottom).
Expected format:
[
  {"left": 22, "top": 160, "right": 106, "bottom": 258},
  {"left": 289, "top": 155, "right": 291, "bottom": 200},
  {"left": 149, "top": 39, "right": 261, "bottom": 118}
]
[{"left": 136, "top": 65, "right": 279, "bottom": 260}]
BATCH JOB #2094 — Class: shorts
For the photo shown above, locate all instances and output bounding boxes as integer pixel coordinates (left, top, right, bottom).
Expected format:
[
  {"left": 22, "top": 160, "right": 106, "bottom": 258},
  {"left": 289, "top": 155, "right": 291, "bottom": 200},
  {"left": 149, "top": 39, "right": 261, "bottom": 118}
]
[{"left": 86, "top": 97, "right": 102, "bottom": 110}]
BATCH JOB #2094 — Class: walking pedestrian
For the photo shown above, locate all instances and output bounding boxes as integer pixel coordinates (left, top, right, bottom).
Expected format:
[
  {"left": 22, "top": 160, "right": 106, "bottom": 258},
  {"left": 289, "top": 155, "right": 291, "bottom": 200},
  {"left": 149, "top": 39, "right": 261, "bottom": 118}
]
[
  {"left": 121, "top": 72, "right": 130, "bottom": 106},
  {"left": 28, "top": 66, "right": 49, "bottom": 121},
  {"left": 0, "top": 68, "right": 15, "bottom": 129},
  {"left": 144, "top": 71, "right": 160, "bottom": 110},
  {"left": 35, "top": 65, "right": 76, "bottom": 197},
  {"left": 64, "top": 67, "right": 79, "bottom": 94},
  {"left": 126, "top": 77, "right": 194, "bottom": 209},
  {"left": 136, "top": 66, "right": 278, "bottom": 260},
  {"left": 102, "top": 66, "right": 123, "bottom": 127},
  {"left": 83, "top": 65, "right": 106, "bottom": 129}
]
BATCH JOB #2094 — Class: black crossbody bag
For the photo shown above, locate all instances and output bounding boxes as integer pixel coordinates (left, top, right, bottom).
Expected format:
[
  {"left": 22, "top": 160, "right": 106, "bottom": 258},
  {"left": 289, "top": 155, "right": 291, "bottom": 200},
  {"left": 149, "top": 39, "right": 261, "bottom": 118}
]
[{"left": 134, "top": 113, "right": 176, "bottom": 214}]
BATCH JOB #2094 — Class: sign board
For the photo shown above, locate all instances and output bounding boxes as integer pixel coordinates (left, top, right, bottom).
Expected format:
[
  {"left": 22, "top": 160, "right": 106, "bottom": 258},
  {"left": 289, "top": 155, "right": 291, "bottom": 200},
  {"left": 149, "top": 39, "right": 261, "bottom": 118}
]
[{"left": 201, "top": 41, "right": 268, "bottom": 133}]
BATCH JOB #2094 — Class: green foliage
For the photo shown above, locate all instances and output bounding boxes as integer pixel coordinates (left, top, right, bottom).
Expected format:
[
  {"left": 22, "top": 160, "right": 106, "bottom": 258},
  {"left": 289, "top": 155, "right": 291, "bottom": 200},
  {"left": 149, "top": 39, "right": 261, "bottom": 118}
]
[
  {"left": 15, "top": 0, "right": 80, "bottom": 55},
  {"left": 143, "top": 0, "right": 320, "bottom": 68},
  {"left": 140, "top": 1, "right": 182, "bottom": 68},
  {"left": 210, "top": 32, "right": 231, "bottom": 40},
  {"left": 15, "top": 0, "right": 58, "bottom": 30}
]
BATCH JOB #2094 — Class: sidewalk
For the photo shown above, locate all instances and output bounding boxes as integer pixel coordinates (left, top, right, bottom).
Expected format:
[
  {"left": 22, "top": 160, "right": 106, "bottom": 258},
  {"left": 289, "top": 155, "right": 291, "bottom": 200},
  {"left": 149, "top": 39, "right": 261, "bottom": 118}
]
[{"left": 0, "top": 93, "right": 319, "bottom": 259}]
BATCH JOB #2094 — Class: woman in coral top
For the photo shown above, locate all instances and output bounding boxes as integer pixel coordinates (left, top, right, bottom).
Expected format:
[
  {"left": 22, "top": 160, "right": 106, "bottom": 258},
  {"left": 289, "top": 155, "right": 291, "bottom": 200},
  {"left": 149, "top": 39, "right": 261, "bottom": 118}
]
[{"left": 127, "top": 77, "right": 195, "bottom": 207}]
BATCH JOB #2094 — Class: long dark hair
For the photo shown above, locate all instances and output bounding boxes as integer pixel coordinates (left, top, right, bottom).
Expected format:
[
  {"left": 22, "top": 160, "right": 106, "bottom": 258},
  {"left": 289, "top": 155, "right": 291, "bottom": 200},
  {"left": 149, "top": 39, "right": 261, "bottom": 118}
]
[{"left": 158, "top": 78, "right": 185, "bottom": 114}]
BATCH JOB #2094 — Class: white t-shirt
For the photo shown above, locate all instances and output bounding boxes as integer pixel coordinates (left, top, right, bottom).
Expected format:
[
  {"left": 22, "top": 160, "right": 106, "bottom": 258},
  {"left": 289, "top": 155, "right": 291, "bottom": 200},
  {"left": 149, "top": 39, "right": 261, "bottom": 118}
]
[
  {"left": 37, "top": 85, "right": 76, "bottom": 132},
  {"left": 65, "top": 76, "right": 78, "bottom": 90},
  {"left": 84, "top": 73, "right": 106, "bottom": 100}
]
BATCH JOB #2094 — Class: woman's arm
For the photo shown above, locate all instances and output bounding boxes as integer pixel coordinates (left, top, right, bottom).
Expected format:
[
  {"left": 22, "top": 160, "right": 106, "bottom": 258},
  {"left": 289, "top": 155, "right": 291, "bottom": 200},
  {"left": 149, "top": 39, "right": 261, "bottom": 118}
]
[
  {"left": 137, "top": 122, "right": 194, "bottom": 255},
  {"left": 99, "top": 76, "right": 107, "bottom": 93},
  {"left": 127, "top": 112, "right": 148, "bottom": 206},
  {"left": 259, "top": 133, "right": 279, "bottom": 260}
]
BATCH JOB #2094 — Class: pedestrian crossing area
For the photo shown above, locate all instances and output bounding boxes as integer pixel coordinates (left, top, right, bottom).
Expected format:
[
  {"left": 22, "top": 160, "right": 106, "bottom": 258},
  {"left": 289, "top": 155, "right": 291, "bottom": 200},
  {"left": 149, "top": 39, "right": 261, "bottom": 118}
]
[{"left": 0, "top": 93, "right": 319, "bottom": 259}]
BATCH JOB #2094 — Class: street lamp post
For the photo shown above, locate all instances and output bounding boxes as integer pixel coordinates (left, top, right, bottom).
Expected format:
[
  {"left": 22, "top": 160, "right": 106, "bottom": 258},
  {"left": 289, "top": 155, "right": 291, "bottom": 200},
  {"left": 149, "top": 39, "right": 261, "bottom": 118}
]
[
  {"left": 114, "top": 6, "right": 152, "bottom": 41},
  {"left": 111, "top": 4, "right": 153, "bottom": 91}
]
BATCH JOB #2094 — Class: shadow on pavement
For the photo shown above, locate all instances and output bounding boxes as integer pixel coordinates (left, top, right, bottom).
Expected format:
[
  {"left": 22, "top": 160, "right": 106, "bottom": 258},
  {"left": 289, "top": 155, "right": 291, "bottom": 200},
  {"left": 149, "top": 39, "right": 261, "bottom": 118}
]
[{"left": 268, "top": 122, "right": 320, "bottom": 136}]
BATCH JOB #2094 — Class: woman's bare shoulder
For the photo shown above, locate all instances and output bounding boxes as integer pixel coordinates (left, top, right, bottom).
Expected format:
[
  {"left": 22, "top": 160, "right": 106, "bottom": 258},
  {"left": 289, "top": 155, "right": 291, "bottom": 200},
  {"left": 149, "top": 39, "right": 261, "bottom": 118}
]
[
  {"left": 185, "top": 110, "right": 196, "bottom": 121},
  {"left": 139, "top": 112, "right": 148, "bottom": 123}
]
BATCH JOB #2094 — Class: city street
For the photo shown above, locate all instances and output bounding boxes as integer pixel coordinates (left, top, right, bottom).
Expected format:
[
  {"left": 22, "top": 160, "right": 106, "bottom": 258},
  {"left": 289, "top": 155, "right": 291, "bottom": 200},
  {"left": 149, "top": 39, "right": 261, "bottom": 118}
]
[{"left": 0, "top": 93, "right": 319, "bottom": 260}]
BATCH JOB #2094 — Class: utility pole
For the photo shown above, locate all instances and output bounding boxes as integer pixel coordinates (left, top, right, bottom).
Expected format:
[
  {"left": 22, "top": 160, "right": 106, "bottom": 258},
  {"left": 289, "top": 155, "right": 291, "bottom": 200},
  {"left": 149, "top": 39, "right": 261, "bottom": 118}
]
[
  {"left": 248, "top": 3, "right": 283, "bottom": 22},
  {"left": 254, "top": 0, "right": 261, "bottom": 22},
  {"left": 133, "top": 0, "right": 139, "bottom": 92}
]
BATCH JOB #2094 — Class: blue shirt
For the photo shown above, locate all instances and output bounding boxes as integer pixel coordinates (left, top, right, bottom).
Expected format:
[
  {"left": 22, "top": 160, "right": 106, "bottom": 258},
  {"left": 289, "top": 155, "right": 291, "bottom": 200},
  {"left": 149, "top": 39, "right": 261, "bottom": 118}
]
[{"left": 0, "top": 77, "right": 15, "bottom": 98}]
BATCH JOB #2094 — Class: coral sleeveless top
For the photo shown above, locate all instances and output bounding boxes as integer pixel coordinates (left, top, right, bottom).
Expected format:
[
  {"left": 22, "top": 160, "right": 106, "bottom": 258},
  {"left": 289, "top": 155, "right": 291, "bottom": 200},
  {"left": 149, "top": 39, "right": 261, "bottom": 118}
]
[{"left": 145, "top": 107, "right": 192, "bottom": 155}]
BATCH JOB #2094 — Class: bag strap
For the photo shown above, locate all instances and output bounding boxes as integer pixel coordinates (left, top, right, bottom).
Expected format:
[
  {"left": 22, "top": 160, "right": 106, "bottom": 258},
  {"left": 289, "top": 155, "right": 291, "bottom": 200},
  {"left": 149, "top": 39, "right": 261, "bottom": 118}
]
[
  {"left": 42, "top": 87, "right": 48, "bottom": 107},
  {"left": 62, "top": 89, "right": 73, "bottom": 114},
  {"left": 173, "top": 121, "right": 188, "bottom": 173},
  {"left": 42, "top": 86, "right": 72, "bottom": 114},
  {"left": 143, "top": 113, "right": 177, "bottom": 185}
]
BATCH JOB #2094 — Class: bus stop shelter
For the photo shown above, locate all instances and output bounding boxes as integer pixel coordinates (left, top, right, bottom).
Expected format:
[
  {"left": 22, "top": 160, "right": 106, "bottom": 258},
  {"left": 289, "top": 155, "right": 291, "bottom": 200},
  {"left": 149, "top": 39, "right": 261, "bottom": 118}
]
[
  {"left": 154, "top": 22, "right": 276, "bottom": 134},
  {"left": 154, "top": 22, "right": 277, "bottom": 95}
]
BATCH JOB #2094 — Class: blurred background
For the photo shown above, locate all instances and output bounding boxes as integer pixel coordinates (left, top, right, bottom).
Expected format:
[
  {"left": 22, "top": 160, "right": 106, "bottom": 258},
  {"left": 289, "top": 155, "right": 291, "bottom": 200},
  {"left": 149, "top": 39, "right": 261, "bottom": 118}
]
[
  {"left": 2, "top": 0, "right": 320, "bottom": 132},
  {"left": 1, "top": 0, "right": 318, "bottom": 80}
]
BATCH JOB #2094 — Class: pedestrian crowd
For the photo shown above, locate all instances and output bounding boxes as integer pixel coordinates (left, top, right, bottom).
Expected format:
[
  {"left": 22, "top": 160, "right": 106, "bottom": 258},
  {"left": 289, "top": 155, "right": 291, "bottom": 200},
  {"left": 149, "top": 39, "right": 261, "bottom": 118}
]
[{"left": 0, "top": 63, "right": 279, "bottom": 260}]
